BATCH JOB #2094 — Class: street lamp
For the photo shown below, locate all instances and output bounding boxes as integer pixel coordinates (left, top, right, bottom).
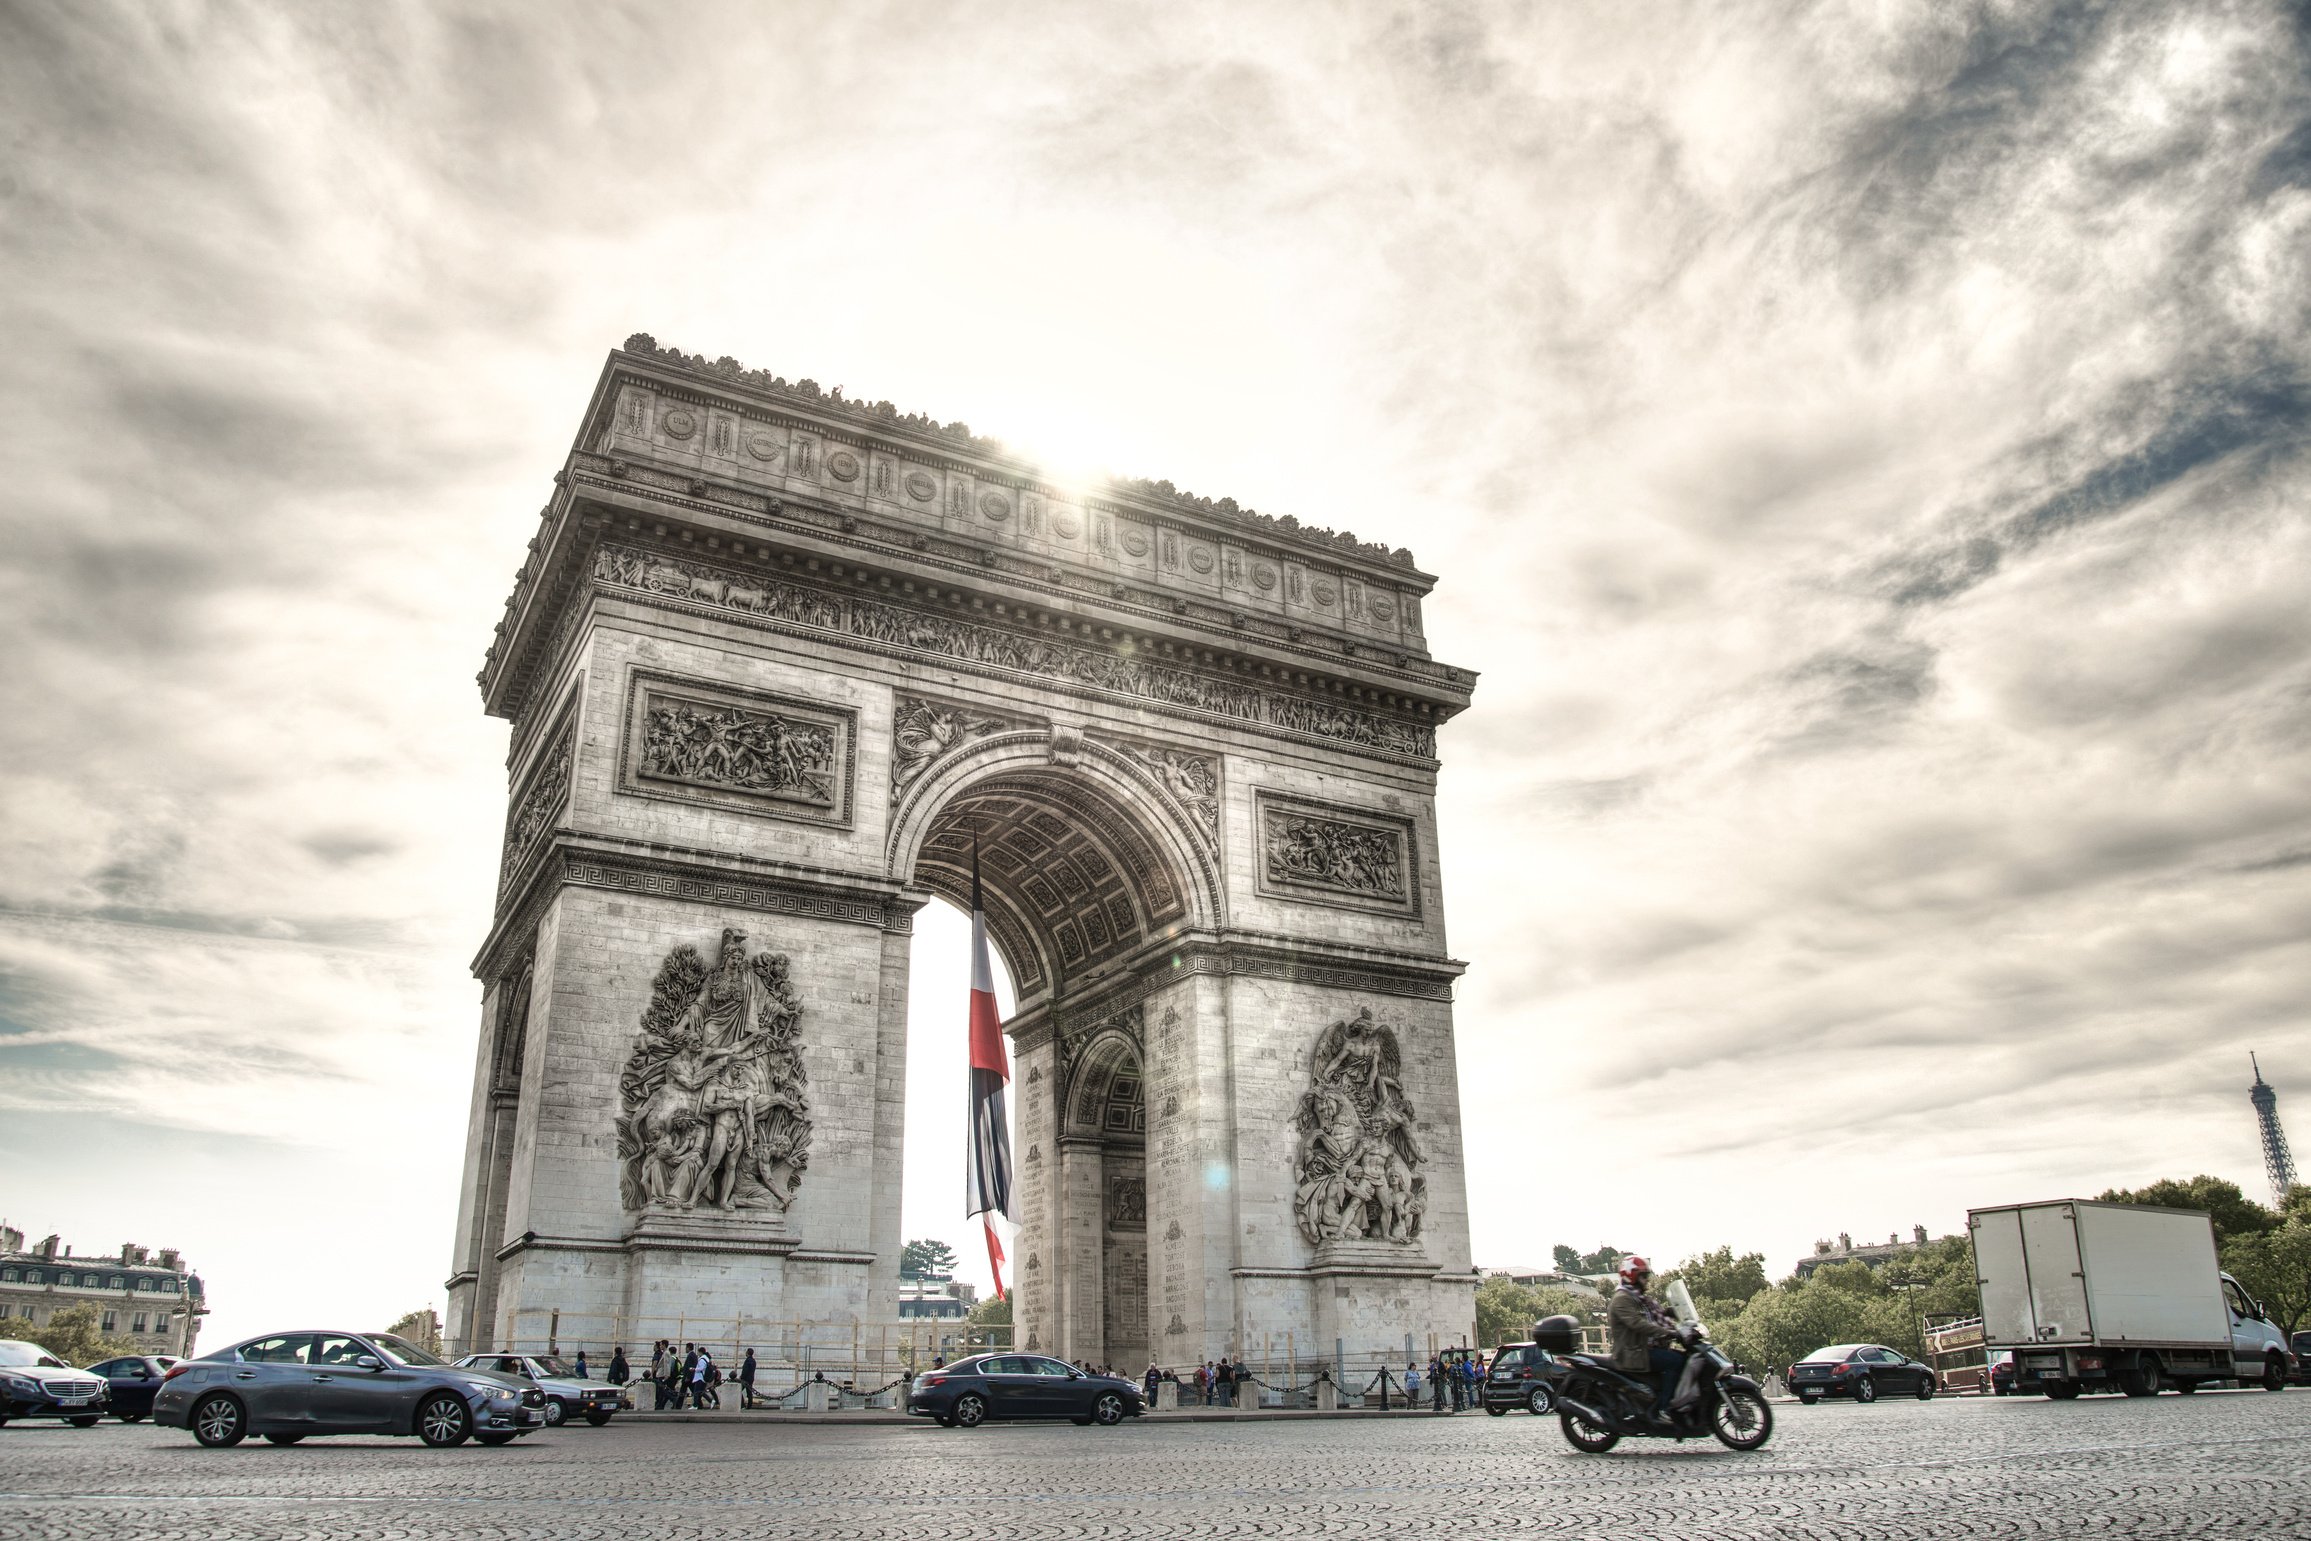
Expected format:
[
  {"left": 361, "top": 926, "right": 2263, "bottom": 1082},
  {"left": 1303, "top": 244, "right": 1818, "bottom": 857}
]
[{"left": 1890, "top": 1281, "right": 1927, "bottom": 1357}]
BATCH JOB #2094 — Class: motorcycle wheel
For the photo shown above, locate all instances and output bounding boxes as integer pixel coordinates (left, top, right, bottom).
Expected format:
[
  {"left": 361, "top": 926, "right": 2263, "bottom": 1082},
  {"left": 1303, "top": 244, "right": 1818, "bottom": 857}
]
[
  {"left": 1710, "top": 1387, "right": 1772, "bottom": 1452},
  {"left": 1558, "top": 1406, "right": 1619, "bottom": 1453}
]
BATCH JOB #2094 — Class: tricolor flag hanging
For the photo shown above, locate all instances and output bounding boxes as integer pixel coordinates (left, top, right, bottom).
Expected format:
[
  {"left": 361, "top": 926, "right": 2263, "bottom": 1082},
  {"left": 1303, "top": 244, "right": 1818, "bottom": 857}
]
[{"left": 964, "top": 836, "right": 1014, "bottom": 1299}]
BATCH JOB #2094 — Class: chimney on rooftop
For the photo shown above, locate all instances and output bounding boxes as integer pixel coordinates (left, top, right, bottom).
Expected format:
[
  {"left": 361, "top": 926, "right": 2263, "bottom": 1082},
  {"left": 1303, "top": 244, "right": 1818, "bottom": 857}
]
[
  {"left": 37, "top": 1234, "right": 60, "bottom": 1259},
  {"left": 157, "top": 1248, "right": 181, "bottom": 1270},
  {"left": 1838, "top": 1232, "right": 1852, "bottom": 1252},
  {"left": 1914, "top": 1224, "right": 1928, "bottom": 1245},
  {"left": 0, "top": 1226, "right": 21, "bottom": 1254}
]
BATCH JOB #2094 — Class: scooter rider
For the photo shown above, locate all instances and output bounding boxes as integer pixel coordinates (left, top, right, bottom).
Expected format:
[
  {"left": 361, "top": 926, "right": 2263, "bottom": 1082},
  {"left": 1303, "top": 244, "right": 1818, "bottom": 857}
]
[{"left": 1607, "top": 1255, "right": 1684, "bottom": 1426}]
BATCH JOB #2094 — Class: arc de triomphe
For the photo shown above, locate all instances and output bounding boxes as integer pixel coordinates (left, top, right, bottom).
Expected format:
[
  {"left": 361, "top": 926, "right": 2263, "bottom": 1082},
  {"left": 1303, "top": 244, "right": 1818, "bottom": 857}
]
[{"left": 446, "top": 337, "right": 1480, "bottom": 1366}]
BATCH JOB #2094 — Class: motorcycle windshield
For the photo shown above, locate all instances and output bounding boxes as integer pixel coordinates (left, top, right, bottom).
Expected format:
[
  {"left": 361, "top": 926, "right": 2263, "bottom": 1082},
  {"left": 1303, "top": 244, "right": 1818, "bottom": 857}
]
[{"left": 1665, "top": 1279, "right": 1705, "bottom": 1333}]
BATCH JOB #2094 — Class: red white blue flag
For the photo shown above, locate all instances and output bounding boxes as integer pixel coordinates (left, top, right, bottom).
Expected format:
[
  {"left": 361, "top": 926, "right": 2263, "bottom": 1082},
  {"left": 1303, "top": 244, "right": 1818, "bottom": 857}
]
[{"left": 964, "top": 843, "right": 1013, "bottom": 1298}]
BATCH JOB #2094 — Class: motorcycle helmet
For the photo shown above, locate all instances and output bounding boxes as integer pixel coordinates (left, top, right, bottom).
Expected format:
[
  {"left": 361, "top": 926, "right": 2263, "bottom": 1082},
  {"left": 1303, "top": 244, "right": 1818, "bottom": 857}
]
[
  {"left": 1532, "top": 1314, "right": 1581, "bottom": 1354},
  {"left": 1618, "top": 1254, "right": 1652, "bottom": 1285}
]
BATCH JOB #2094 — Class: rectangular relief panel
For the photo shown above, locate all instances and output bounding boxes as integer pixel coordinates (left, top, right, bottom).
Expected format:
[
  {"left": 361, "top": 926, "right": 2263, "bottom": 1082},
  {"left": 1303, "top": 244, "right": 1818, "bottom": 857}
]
[
  {"left": 1253, "top": 790, "right": 1421, "bottom": 918},
  {"left": 617, "top": 668, "right": 857, "bottom": 828}
]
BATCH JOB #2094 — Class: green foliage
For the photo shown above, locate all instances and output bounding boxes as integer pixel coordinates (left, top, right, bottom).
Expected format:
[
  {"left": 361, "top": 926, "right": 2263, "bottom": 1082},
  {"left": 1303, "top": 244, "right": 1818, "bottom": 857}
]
[
  {"left": 901, "top": 1238, "right": 959, "bottom": 1279},
  {"left": 2099, "top": 1176, "right": 2277, "bottom": 1245},
  {"left": 1660, "top": 1246, "right": 1769, "bottom": 1311},
  {"left": 1475, "top": 1275, "right": 1602, "bottom": 1348},
  {"left": 1550, "top": 1244, "right": 1626, "bottom": 1276},
  {"left": 965, "top": 1293, "right": 1011, "bottom": 1327},
  {"left": 0, "top": 1304, "right": 136, "bottom": 1367},
  {"left": 1707, "top": 1233, "right": 1979, "bottom": 1376},
  {"left": 2222, "top": 1220, "right": 2311, "bottom": 1336}
]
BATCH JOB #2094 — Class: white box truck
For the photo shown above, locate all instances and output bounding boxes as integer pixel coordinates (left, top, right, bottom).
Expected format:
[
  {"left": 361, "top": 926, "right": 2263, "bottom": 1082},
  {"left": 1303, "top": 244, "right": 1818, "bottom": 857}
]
[{"left": 1968, "top": 1200, "right": 2293, "bottom": 1397}]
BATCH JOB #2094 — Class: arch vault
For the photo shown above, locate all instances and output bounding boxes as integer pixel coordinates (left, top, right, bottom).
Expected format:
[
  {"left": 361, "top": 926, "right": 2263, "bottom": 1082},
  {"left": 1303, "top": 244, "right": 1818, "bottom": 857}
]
[{"left": 447, "top": 337, "right": 1480, "bottom": 1367}]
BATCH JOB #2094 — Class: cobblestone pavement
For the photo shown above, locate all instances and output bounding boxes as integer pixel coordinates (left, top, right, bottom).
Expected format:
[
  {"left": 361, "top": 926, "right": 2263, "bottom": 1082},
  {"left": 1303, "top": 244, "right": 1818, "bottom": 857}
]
[{"left": 3, "top": 1391, "right": 2307, "bottom": 1539}]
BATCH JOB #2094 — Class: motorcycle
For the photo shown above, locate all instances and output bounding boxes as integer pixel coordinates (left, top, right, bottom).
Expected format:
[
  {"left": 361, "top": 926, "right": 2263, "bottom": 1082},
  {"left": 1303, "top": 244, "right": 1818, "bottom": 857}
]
[{"left": 1544, "top": 1281, "right": 1773, "bottom": 1453}]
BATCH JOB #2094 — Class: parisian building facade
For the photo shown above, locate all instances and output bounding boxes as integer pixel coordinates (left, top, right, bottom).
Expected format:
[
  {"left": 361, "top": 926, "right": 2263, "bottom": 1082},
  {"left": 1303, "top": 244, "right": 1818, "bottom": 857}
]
[{"left": 0, "top": 1226, "right": 207, "bottom": 1357}]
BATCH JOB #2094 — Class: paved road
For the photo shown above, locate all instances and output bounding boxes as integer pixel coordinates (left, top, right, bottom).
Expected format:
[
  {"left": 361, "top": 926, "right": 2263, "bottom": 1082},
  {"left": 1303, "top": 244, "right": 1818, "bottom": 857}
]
[{"left": 3, "top": 1391, "right": 2307, "bottom": 1538}]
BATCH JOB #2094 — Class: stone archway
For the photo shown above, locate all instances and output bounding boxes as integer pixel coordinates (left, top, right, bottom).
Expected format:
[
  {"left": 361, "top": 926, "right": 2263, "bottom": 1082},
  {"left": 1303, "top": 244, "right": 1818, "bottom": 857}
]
[{"left": 446, "top": 336, "right": 1480, "bottom": 1368}]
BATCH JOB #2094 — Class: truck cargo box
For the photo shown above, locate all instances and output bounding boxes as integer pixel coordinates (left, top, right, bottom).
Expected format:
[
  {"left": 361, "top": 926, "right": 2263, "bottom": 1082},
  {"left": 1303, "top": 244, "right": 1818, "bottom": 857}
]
[{"left": 1969, "top": 1201, "right": 2228, "bottom": 1350}]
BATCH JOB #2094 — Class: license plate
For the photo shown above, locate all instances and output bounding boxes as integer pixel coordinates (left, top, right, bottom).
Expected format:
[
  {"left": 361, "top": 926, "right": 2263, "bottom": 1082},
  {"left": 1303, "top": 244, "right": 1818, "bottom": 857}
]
[{"left": 58, "top": 1397, "right": 89, "bottom": 1406}]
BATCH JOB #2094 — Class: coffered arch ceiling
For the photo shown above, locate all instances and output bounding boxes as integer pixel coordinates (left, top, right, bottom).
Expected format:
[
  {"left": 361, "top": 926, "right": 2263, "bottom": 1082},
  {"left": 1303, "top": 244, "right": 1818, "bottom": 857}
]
[{"left": 911, "top": 769, "right": 1193, "bottom": 1006}]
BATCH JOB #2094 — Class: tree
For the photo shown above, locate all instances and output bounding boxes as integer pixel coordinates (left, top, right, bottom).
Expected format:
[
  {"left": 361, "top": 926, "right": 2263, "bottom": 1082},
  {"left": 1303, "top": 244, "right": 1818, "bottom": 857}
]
[
  {"left": 901, "top": 1238, "right": 959, "bottom": 1279},
  {"left": 1660, "top": 1246, "right": 1769, "bottom": 1318},
  {"left": 2099, "top": 1176, "right": 2277, "bottom": 1245},
  {"left": 1548, "top": 1244, "right": 1625, "bottom": 1276},
  {"left": 966, "top": 1294, "right": 1011, "bottom": 1326},
  {"left": 2222, "top": 1221, "right": 2311, "bottom": 1336},
  {"left": 0, "top": 1304, "right": 135, "bottom": 1366}
]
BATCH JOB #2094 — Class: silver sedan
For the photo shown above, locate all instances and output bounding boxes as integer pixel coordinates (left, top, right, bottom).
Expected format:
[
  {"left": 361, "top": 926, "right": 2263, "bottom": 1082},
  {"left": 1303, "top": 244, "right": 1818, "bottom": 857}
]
[{"left": 153, "top": 1329, "right": 546, "bottom": 1448}]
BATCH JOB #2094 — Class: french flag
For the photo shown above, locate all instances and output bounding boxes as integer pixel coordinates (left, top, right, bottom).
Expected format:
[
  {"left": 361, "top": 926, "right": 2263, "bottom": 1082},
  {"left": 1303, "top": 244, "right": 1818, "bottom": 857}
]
[{"left": 964, "top": 842, "right": 1013, "bottom": 1297}]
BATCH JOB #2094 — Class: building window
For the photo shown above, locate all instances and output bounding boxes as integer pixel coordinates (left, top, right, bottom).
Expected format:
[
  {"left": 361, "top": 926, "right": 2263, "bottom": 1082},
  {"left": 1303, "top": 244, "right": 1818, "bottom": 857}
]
[
  {"left": 132, "top": 1313, "right": 147, "bottom": 1333},
  {"left": 0, "top": 1268, "right": 14, "bottom": 1282},
  {"left": 101, "top": 1311, "right": 117, "bottom": 1332},
  {"left": 111, "top": 1275, "right": 125, "bottom": 1289},
  {"left": 19, "top": 1270, "right": 36, "bottom": 1285},
  {"left": 156, "top": 1314, "right": 171, "bottom": 1332},
  {"left": 136, "top": 1278, "right": 151, "bottom": 1292}
]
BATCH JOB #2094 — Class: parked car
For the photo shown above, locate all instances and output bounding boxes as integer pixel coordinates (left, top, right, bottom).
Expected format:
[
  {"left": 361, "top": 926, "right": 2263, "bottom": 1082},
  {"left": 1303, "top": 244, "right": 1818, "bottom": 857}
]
[
  {"left": 1481, "top": 1341, "right": 1568, "bottom": 1415},
  {"left": 453, "top": 1353, "right": 621, "bottom": 1426},
  {"left": 1788, "top": 1344, "right": 1938, "bottom": 1404},
  {"left": 88, "top": 1354, "right": 181, "bottom": 1421},
  {"left": 1989, "top": 1356, "right": 2017, "bottom": 1396},
  {"left": 2291, "top": 1333, "right": 2311, "bottom": 1388},
  {"left": 905, "top": 1353, "right": 1143, "bottom": 1427},
  {"left": 0, "top": 1340, "right": 109, "bottom": 1427},
  {"left": 153, "top": 1329, "right": 546, "bottom": 1448}
]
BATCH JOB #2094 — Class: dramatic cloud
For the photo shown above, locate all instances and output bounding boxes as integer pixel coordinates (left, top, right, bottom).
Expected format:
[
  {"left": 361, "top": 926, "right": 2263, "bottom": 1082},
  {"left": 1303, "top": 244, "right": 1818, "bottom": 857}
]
[{"left": 1, "top": 0, "right": 2305, "bottom": 1333}]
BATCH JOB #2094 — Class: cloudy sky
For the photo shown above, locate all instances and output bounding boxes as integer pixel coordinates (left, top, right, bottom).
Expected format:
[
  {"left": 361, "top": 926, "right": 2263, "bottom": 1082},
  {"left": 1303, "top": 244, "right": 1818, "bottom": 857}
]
[{"left": 3, "top": 1, "right": 2307, "bottom": 1344}]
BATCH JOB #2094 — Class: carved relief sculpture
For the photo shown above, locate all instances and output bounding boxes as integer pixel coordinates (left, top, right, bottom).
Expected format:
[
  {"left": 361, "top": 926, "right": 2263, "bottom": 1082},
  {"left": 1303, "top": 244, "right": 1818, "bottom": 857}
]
[
  {"left": 1292, "top": 1007, "right": 1425, "bottom": 1246},
  {"left": 1263, "top": 805, "right": 1406, "bottom": 900},
  {"left": 1112, "top": 741, "right": 1220, "bottom": 850},
  {"left": 501, "top": 733, "right": 571, "bottom": 883},
  {"left": 890, "top": 695, "right": 1026, "bottom": 802},
  {"left": 616, "top": 929, "right": 812, "bottom": 1215},
  {"left": 640, "top": 698, "right": 838, "bottom": 806}
]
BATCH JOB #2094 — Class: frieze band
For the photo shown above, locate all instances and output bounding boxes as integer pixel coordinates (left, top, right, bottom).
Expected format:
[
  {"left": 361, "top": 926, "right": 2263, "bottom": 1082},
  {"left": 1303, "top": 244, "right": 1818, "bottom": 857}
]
[{"left": 589, "top": 542, "right": 1437, "bottom": 761}]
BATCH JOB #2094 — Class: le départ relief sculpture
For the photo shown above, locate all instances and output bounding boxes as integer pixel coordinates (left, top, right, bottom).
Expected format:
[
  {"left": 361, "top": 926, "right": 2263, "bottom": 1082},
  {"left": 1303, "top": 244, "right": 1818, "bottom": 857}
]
[
  {"left": 1292, "top": 1007, "right": 1426, "bottom": 1247},
  {"left": 617, "top": 928, "right": 812, "bottom": 1216}
]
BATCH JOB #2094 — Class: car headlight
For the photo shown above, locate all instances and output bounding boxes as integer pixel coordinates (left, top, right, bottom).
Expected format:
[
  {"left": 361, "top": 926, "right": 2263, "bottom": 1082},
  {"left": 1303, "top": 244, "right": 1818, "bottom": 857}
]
[{"left": 0, "top": 1373, "right": 37, "bottom": 1395}]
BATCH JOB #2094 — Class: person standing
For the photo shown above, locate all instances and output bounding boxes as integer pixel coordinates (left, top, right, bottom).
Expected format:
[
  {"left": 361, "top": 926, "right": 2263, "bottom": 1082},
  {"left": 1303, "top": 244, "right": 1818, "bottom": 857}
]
[
  {"left": 574, "top": 1350, "right": 589, "bottom": 1380},
  {"left": 740, "top": 1348, "right": 758, "bottom": 1410},
  {"left": 649, "top": 1341, "right": 665, "bottom": 1386},
  {"left": 1144, "top": 1362, "right": 1161, "bottom": 1406},
  {"left": 608, "top": 1345, "right": 629, "bottom": 1387},
  {"left": 1405, "top": 1360, "right": 1422, "bottom": 1405},
  {"left": 1429, "top": 1355, "right": 1446, "bottom": 1412},
  {"left": 690, "top": 1345, "right": 713, "bottom": 1410}
]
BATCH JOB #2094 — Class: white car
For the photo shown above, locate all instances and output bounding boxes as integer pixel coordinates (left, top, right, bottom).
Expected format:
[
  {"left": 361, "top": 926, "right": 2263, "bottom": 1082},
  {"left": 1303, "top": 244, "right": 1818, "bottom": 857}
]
[
  {"left": 453, "top": 1353, "right": 621, "bottom": 1426},
  {"left": 0, "top": 1340, "right": 110, "bottom": 1427}
]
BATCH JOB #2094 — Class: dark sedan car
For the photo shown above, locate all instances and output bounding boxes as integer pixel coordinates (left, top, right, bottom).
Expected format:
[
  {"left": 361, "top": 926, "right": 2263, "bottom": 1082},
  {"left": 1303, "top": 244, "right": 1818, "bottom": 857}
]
[
  {"left": 1789, "top": 1344, "right": 1938, "bottom": 1403},
  {"left": 906, "top": 1353, "right": 1143, "bottom": 1427},
  {"left": 88, "top": 1354, "right": 181, "bottom": 1421},
  {"left": 153, "top": 1329, "right": 546, "bottom": 1447},
  {"left": 1481, "top": 1342, "right": 1568, "bottom": 1415}
]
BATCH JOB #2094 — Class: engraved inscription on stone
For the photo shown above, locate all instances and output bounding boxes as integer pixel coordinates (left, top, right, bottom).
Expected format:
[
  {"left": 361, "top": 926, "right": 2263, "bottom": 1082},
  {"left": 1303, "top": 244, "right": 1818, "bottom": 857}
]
[
  {"left": 616, "top": 928, "right": 811, "bottom": 1216},
  {"left": 1292, "top": 1006, "right": 1425, "bottom": 1246}
]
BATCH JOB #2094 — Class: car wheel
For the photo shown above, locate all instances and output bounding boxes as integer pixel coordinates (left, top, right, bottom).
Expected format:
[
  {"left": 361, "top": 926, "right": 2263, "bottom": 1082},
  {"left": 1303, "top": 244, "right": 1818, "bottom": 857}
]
[
  {"left": 417, "top": 1392, "right": 473, "bottom": 1448},
  {"left": 2118, "top": 1357, "right": 2160, "bottom": 1398},
  {"left": 1091, "top": 1392, "right": 1126, "bottom": 1426},
  {"left": 934, "top": 1414, "right": 957, "bottom": 1428},
  {"left": 68, "top": 1415, "right": 99, "bottom": 1428},
  {"left": 585, "top": 1409, "right": 612, "bottom": 1426},
  {"left": 1526, "top": 1384, "right": 1555, "bottom": 1416},
  {"left": 1484, "top": 1404, "right": 1508, "bottom": 1416},
  {"left": 263, "top": 1433, "right": 304, "bottom": 1445},
  {"left": 543, "top": 1398, "right": 567, "bottom": 1426},
  {"left": 1797, "top": 1391, "right": 1820, "bottom": 1405},
  {"left": 952, "top": 1393, "right": 988, "bottom": 1429},
  {"left": 1853, "top": 1376, "right": 1877, "bottom": 1404},
  {"left": 476, "top": 1432, "right": 518, "bottom": 1446},
  {"left": 114, "top": 1413, "right": 144, "bottom": 1423},
  {"left": 1915, "top": 1376, "right": 1936, "bottom": 1401},
  {"left": 2264, "top": 1355, "right": 2289, "bottom": 1392},
  {"left": 1711, "top": 1387, "right": 1773, "bottom": 1452},
  {"left": 1558, "top": 1407, "right": 1619, "bottom": 1454},
  {"left": 191, "top": 1394, "right": 246, "bottom": 1448}
]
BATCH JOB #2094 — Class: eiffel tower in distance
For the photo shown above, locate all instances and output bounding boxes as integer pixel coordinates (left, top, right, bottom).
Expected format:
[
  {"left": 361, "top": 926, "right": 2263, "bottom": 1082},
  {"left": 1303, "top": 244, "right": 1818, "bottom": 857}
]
[{"left": 2250, "top": 1054, "right": 2299, "bottom": 1208}]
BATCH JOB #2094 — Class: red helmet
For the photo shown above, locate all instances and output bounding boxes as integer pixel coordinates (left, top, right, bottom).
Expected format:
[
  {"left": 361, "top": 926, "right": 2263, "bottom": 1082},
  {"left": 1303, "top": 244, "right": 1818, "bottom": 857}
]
[{"left": 1618, "top": 1255, "right": 1652, "bottom": 1285}]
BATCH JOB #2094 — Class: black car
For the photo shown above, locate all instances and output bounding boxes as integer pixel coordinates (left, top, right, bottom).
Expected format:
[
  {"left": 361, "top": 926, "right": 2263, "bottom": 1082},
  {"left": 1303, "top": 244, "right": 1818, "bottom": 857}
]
[
  {"left": 0, "top": 1340, "right": 109, "bottom": 1426},
  {"left": 906, "top": 1353, "right": 1143, "bottom": 1427},
  {"left": 1789, "top": 1344, "right": 1937, "bottom": 1403},
  {"left": 153, "top": 1329, "right": 547, "bottom": 1447},
  {"left": 88, "top": 1355, "right": 182, "bottom": 1421},
  {"left": 1481, "top": 1342, "right": 1568, "bottom": 1415},
  {"left": 2290, "top": 1333, "right": 2311, "bottom": 1387}
]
